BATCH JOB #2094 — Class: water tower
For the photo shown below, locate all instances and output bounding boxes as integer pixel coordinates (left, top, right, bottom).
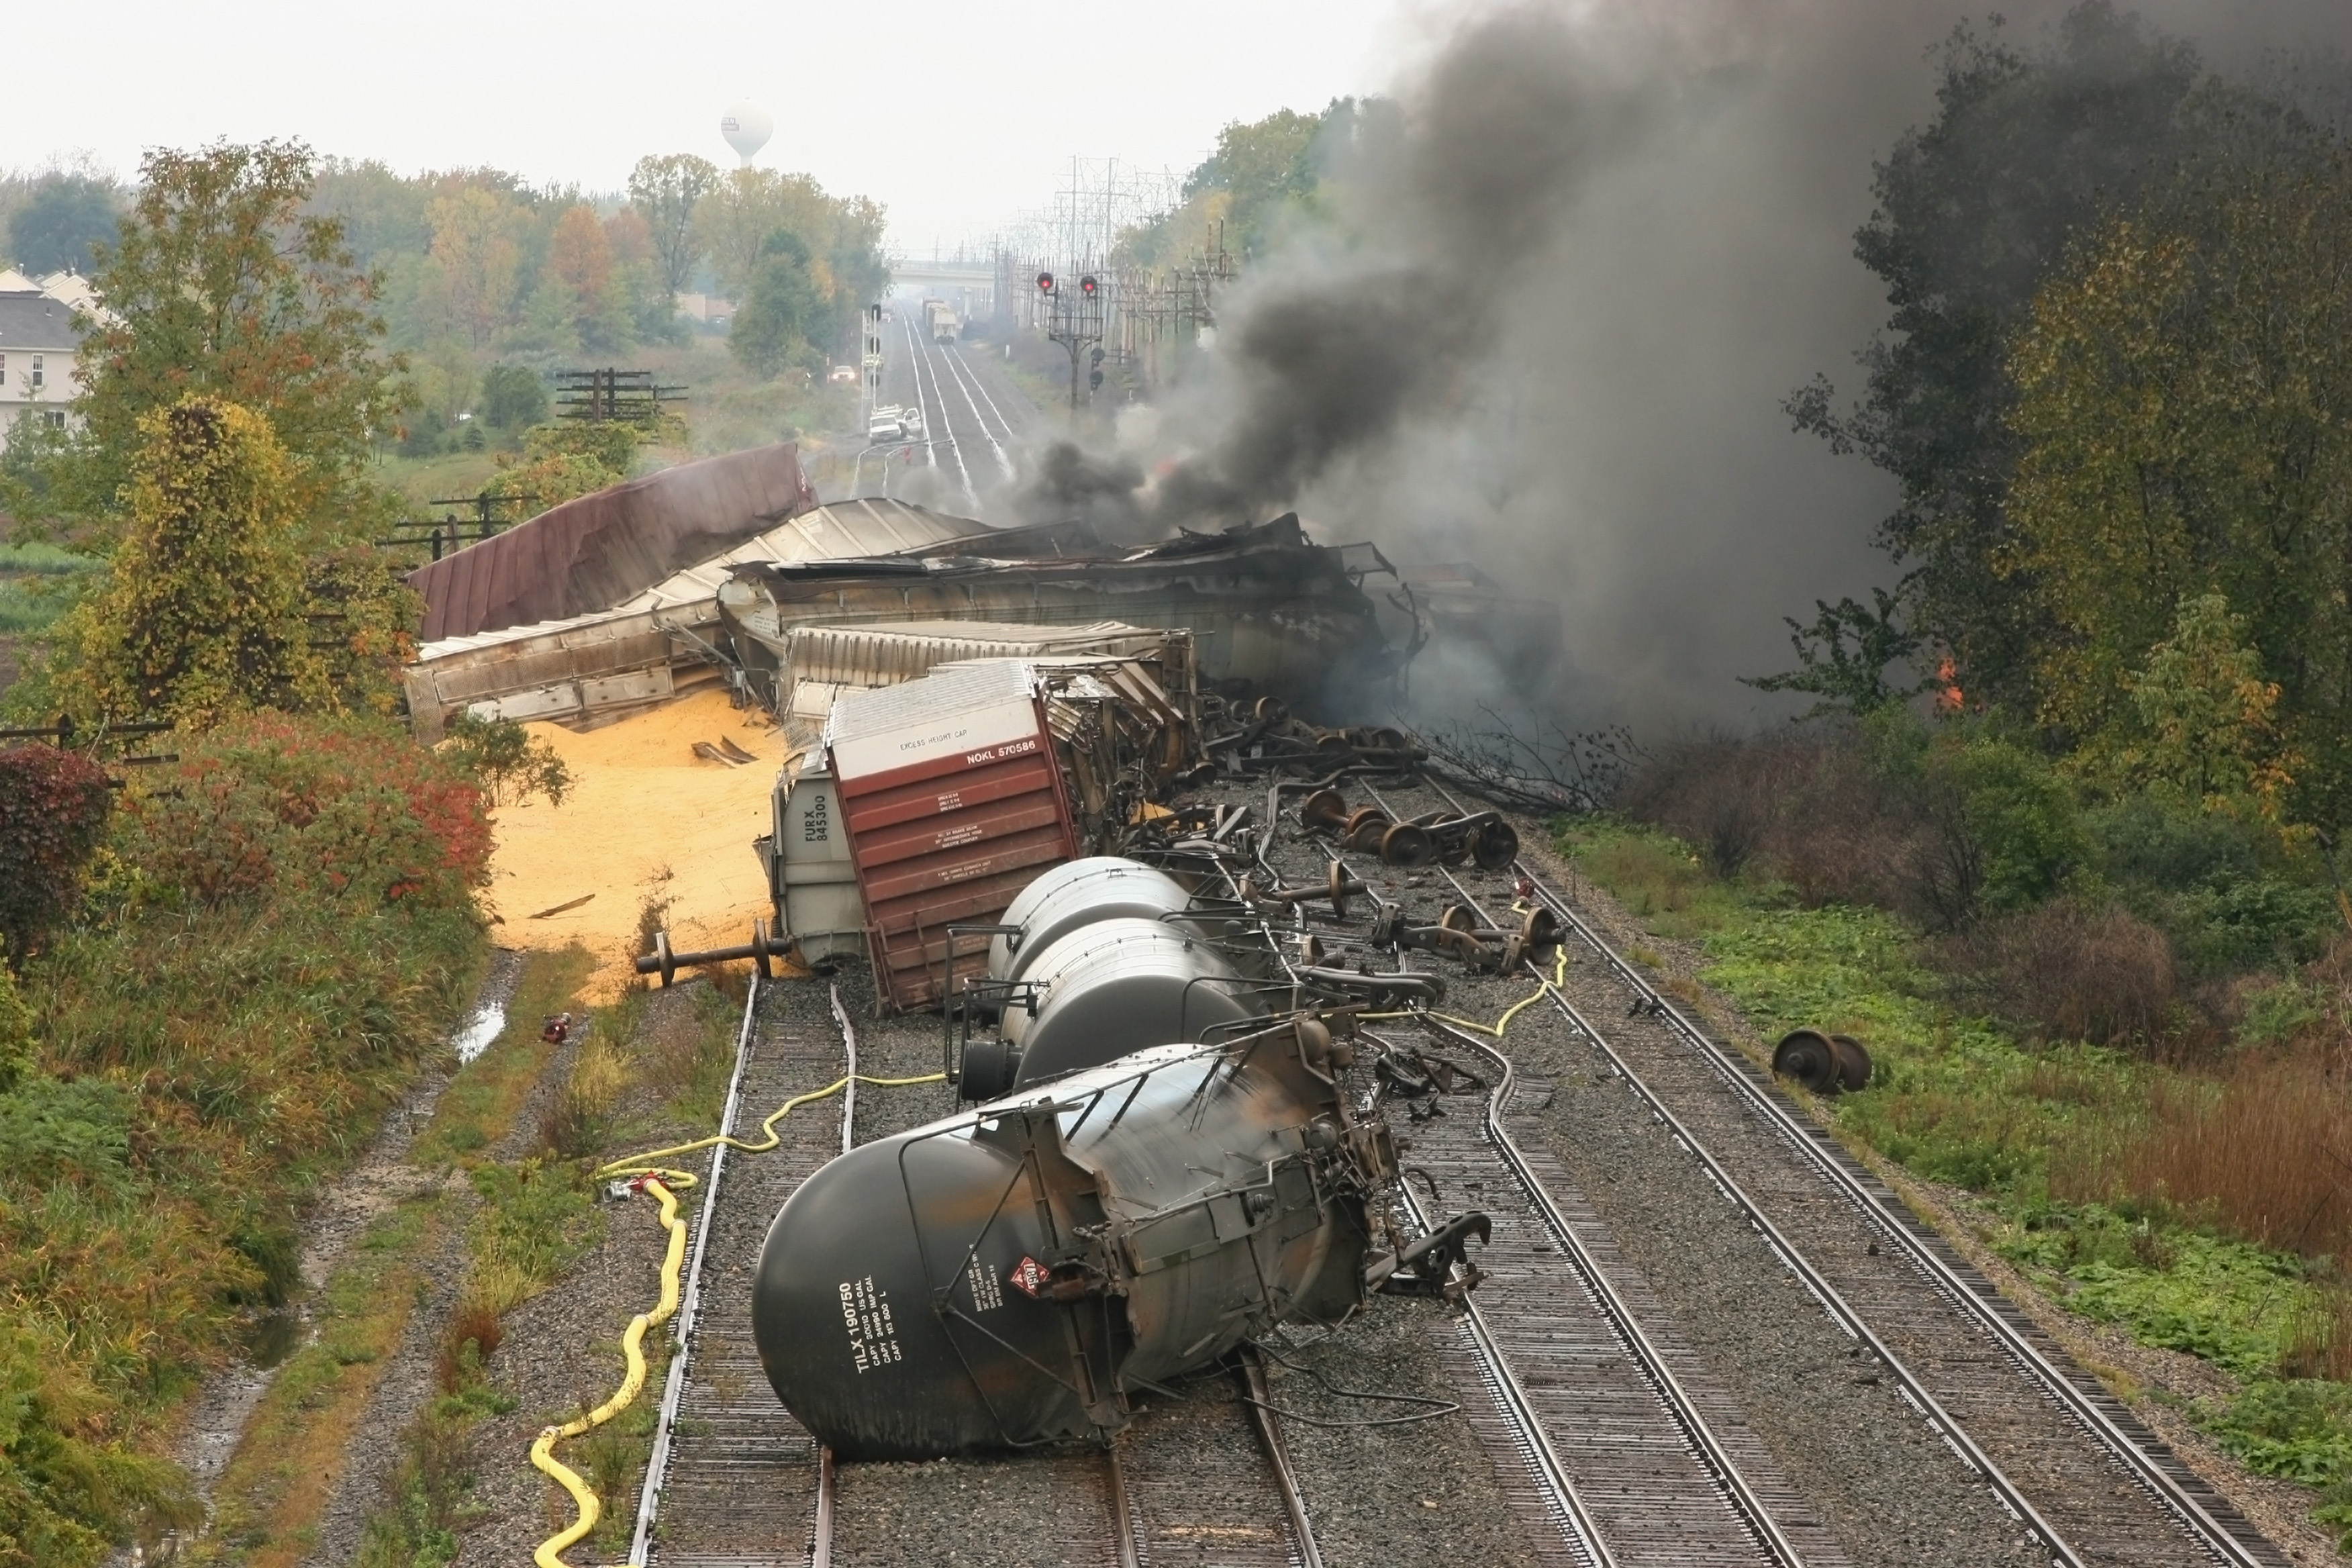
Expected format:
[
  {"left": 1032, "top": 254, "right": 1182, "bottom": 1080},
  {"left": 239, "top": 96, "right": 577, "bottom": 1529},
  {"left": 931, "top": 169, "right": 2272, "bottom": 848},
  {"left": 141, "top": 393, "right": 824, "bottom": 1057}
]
[{"left": 720, "top": 103, "right": 773, "bottom": 166}]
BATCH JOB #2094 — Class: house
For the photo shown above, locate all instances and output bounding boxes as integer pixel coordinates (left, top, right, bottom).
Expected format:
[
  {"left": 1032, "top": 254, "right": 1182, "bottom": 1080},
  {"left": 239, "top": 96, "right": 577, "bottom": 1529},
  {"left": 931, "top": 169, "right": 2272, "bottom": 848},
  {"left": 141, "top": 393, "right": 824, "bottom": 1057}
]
[{"left": 0, "top": 282, "right": 86, "bottom": 442}]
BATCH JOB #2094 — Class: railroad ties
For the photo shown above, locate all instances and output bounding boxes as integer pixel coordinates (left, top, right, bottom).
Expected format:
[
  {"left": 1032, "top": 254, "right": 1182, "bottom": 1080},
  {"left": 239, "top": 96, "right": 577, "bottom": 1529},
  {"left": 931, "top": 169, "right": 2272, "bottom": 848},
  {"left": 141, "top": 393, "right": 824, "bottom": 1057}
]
[
  {"left": 642, "top": 983, "right": 844, "bottom": 1567},
  {"left": 629, "top": 766, "right": 2291, "bottom": 1568},
  {"left": 634, "top": 975, "right": 1324, "bottom": 1568},
  {"left": 1502, "top": 854, "right": 2289, "bottom": 1568}
]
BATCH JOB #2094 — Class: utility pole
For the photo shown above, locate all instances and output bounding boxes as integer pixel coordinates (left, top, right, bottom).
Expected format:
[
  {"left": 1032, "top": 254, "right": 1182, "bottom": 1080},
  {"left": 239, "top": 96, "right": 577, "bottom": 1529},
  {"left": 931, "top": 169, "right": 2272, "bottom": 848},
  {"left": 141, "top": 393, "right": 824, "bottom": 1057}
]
[
  {"left": 1036, "top": 270, "right": 1105, "bottom": 422},
  {"left": 861, "top": 303, "right": 885, "bottom": 429}
]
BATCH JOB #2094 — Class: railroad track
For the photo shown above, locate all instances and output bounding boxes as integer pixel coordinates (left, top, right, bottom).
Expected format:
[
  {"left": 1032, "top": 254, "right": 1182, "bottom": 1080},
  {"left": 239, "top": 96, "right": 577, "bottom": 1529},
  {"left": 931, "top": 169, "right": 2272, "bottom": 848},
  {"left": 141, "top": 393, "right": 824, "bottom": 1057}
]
[
  {"left": 629, "top": 971, "right": 1330, "bottom": 1567},
  {"left": 1315, "top": 842, "right": 1834, "bottom": 1568},
  {"left": 628, "top": 976, "right": 842, "bottom": 1565},
  {"left": 1369, "top": 771, "right": 2284, "bottom": 1568}
]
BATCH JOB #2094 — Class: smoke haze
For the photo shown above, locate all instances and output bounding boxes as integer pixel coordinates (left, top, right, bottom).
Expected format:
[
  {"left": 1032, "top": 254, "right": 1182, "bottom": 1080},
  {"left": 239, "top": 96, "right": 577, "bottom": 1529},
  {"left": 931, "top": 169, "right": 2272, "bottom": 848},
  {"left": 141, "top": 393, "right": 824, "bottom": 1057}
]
[{"left": 1013, "top": 0, "right": 2351, "bottom": 731}]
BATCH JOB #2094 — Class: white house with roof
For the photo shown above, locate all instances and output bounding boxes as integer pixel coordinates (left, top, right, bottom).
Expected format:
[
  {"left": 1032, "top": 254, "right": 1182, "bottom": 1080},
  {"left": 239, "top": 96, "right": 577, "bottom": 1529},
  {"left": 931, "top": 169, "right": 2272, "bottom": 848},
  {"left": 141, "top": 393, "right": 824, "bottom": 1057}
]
[{"left": 0, "top": 275, "right": 90, "bottom": 444}]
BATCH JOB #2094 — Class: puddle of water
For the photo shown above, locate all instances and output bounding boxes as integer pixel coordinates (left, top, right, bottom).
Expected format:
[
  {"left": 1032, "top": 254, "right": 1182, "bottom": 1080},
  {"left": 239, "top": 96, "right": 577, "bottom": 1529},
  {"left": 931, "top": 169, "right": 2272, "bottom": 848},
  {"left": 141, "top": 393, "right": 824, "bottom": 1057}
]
[
  {"left": 240, "top": 1307, "right": 305, "bottom": 1370},
  {"left": 452, "top": 1002, "right": 507, "bottom": 1063}
]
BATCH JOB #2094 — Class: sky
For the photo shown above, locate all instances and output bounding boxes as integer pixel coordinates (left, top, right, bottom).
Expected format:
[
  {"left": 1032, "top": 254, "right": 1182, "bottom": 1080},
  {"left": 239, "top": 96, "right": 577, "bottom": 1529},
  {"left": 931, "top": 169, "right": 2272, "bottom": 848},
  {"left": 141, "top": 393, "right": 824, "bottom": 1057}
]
[{"left": 5, "top": 0, "right": 1417, "bottom": 252}]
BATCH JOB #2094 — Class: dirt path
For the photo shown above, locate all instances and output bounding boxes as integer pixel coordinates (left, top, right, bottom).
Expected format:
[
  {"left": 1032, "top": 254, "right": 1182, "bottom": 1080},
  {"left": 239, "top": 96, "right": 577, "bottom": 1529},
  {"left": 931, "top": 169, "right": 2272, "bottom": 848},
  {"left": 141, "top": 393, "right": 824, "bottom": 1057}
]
[{"left": 166, "top": 950, "right": 526, "bottom": 1520}]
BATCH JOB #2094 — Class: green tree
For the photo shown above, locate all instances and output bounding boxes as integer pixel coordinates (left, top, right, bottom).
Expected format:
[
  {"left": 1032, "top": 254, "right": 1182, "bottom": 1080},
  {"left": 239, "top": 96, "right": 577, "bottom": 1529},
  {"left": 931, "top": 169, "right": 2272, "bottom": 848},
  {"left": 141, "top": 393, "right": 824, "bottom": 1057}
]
[
  {"left": 2006, "top": 156, "right": 2352, "bottom": 825},
  {"left": 479, "top": 364, "right": 548, "bottom": 430},
  {"left": 56, "top": 140, "right": 408, "bottom": 550},
  {"left": 483, "top": 420, "right": 638, "bottom": 512},
  {"left": 628, "top": 153, "right": 718, "bottom": 298},
  {"left": 47, "top": 397, "right": 322, "bottom": 726},
  {"left": 1742, "top": 586, "right": 1926, "bottom": 718},
  {"left": 1185, "top": 107, "right": 1329, "bottom": 256},
  {"left": 2112, "top": 594, "right": 2296, "bottom": 821},
  {"left": 1782, "top": 4, "right": 2308, "bottom": 709},
  {"left": 425, "top": 184, "right": 526, "bottom": 350},
  {"left": 5, "top": 175, "right": 119, "bottom": 275},
  {"left": 730, "top": 229, "right": 821, "bottom": 380}
]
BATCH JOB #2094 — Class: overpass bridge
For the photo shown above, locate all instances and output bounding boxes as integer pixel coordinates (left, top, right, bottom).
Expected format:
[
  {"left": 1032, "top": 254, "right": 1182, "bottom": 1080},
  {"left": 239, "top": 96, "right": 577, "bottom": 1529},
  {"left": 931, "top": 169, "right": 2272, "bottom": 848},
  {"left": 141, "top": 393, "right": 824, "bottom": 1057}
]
[{"left": 886, "top": 256, "right": 997, "bottom": 306}]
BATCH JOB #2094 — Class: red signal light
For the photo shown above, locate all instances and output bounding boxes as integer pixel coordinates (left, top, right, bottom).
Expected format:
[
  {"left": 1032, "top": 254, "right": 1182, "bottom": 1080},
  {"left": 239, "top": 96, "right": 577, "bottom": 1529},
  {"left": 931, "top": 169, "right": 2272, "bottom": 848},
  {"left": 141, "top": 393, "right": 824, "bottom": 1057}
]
[
  {"left": 1036, "top": 271, "right": 1055, "bottom": 293},
  {"left": 1079, "top": 274, "right": 1097, "bottom": 295}
]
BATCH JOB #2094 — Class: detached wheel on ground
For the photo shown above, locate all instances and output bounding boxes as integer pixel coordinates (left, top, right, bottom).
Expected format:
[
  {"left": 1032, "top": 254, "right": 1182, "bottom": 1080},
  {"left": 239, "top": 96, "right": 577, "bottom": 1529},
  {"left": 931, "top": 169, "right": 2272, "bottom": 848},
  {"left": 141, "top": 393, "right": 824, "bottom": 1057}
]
[{"left": 1771, "top": 1029, "right": 1872, "bottom": 1095}]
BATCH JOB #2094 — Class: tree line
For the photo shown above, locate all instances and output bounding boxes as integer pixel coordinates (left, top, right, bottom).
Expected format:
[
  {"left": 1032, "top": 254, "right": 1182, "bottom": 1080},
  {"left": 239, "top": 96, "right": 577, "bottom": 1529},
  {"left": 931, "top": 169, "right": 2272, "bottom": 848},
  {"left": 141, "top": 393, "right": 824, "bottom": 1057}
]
[
  {"left": 1764, "top": 1, "right": 2352, "bottom": 840},
  {"left": 3, "top": 146, "right": 891, "bottom": 457}
]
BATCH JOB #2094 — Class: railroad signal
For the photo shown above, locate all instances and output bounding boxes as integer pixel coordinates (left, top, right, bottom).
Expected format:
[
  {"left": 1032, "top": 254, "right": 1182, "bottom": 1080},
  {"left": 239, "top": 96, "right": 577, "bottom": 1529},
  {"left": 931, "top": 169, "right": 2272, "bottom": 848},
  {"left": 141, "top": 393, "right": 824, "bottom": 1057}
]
[
  {"left": 1089, "top": 369, "right": 1104, "bottom": 390},
  {"left": 1079, "top": 275, "right": 1097, "bottom": 296},
  {"left": 1089, "top": 346, "right": 1105, "bottom": 366},
  {"left": 1036, "top": 271, "right": 1055, "bottom": 293}
]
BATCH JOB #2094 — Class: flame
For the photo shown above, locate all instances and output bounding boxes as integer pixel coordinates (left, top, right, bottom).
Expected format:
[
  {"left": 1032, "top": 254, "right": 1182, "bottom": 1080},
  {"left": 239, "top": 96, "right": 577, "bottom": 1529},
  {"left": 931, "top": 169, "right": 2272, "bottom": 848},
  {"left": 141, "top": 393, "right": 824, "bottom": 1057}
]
[{"left": 1934, "top": 656, "right": 1963, "bottom": 714}]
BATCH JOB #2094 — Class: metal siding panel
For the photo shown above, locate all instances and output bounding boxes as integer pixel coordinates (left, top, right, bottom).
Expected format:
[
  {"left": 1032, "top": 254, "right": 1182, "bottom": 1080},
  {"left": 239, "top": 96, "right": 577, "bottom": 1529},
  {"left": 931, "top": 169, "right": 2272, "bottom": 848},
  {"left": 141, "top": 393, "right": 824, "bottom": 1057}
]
[
  {"left": 831, "top": 682, "right": 1077, "bottom": 1012},
  {"left": 836, "top": 754, "right": 1059, "bottom": 836}
]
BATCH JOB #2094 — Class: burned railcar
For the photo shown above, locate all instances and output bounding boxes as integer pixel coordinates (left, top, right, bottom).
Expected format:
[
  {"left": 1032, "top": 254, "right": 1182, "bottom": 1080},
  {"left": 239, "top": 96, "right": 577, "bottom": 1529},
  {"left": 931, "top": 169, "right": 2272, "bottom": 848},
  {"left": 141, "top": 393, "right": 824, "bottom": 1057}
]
[{"left": 717, "top": 513, "right": 1412, "bottom": 716}]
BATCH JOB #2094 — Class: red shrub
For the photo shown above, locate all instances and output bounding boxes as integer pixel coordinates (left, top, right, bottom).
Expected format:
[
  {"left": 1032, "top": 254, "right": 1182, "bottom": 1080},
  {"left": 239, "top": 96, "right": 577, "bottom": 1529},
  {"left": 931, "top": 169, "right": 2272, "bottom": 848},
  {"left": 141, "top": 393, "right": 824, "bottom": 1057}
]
[
  {"left": 0, "top": 744, "right": 114, "bottom": 961},
  {"left": 122, "top": 714, "right": 490, "bottom": 912}
]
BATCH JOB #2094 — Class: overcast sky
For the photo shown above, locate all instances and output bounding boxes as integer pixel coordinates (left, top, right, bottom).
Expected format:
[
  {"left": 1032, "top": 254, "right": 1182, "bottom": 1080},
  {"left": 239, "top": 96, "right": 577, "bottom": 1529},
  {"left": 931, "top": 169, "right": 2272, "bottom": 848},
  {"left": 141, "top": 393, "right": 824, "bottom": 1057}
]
[{"left": 7, "top": 0, "right": 1426, "bottom": 252}]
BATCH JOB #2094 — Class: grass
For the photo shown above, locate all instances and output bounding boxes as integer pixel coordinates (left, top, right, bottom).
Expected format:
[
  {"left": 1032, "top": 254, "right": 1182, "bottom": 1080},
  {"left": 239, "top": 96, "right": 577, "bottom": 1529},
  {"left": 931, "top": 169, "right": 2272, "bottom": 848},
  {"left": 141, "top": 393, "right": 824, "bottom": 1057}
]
[
  {"left": 0, "top": 540, "right": 99, "bottom": 634},
  {"left": 411, "top": 947, "right": 592, "bottom": 1168},
  {"left": 197, "top": 948, "right": 603, "bottom": 1567},
  {"left": 195, "top": 1194, "right": 450, "bottom": 1567},
  {"left": 355, "top": 966, "right": 752, "bottom": 1567},
  {"left": 1559, "top": 814, "right": 2352, "bottom": 1542}
]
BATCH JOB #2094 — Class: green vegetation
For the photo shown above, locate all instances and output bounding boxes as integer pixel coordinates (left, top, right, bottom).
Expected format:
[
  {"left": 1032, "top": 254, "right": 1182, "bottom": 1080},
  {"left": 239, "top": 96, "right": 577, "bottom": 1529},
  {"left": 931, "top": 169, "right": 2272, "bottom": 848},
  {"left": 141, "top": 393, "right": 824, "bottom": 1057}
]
[
  {"left": 1565, "top": 807, "right": 2352, "bottom": 1540},
  {"left": 0, "top": 543, "right": 99, "bottom": 637},
  {"left": 436, "top": 712, "right": 571, "bottom": 808},
  {"left": 0, "top": 716, "right": 491, "bottom": 1564},
  {"left": 1120, "top": 100, "right": 1381, "bottom": 266},
  {"left": 197, "top": 1194, "right": 450, "bottom": 1568},
  {"left": 354, "top": 969, "right": 743, "bottom": 1566},
  {"left": 3, "top": 173, "right": 121, "bottom": 277}
]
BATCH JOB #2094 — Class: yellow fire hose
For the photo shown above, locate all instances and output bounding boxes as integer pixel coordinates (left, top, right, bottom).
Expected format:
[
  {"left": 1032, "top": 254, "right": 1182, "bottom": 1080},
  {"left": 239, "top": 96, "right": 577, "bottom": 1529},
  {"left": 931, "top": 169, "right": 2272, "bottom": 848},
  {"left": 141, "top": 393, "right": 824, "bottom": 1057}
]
[
  {"left": 1366, "top": 941, "right": 1569, "bottom": 1039},
  {"left": 529, "top": 926, "right": 1553, "bottom": 1567},
  {"left": 530, "top": 1069, "right": 945, "bottom": 1568},
  {"left": 530, "top": 1173, "right": 689, "bottom": 1568}
]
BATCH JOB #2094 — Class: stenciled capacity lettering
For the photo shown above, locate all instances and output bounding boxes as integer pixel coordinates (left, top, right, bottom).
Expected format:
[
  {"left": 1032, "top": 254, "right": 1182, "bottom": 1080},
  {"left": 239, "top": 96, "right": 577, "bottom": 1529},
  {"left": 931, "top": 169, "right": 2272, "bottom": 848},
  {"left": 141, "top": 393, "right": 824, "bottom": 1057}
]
[{"left": 839, "top": 1275, "right": 902, "bottom": 1373}]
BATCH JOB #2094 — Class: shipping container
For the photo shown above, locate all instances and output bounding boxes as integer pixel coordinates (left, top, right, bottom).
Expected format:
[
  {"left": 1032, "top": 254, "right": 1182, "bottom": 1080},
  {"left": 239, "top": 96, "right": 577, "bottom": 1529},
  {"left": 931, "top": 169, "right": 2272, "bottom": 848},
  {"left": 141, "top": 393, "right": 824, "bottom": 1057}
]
[{"left": 826, "top": 661, "right": 1079, "bottom": 1011}]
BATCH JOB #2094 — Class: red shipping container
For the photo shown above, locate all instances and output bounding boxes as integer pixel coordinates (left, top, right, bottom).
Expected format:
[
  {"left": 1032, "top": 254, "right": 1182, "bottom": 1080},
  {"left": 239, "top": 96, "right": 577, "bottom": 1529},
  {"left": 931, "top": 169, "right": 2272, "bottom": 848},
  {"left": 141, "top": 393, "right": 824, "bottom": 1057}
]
[{"left": 826, "top": 661, "right": 1079, "bottom": 1011}]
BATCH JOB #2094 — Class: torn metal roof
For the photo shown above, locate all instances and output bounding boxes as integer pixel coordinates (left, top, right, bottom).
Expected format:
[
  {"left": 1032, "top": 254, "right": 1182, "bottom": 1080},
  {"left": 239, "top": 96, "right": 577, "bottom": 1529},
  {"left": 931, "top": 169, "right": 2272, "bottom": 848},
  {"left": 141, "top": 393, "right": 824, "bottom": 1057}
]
[
  {"left": 400, "top": 495, "right": 1005, "bottom": 738},
  {"left": 406, "top": 442, "right": 820, "bottom": 643}
]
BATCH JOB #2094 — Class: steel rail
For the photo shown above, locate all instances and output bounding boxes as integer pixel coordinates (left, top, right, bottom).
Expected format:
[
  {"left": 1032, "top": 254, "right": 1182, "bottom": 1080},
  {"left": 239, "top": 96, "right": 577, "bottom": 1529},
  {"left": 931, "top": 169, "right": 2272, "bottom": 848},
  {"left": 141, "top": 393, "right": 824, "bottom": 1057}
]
[
  {"left": 1418, "top": 1016, "right": 1807, "bottom": 1565},
  {"left": 1448, "top": 857, "right": 2110, "bottom": 1567},
  {"left": 944, "top": 341, "right": 1029, "bottom": 448},
  {"left": 1234, "top": 1344, "right": 1326, "bottom": 1568},
  {"left": 628, "top": 973, "right": 763, "bottom": 1566},
  {"left": 1319, "top": 840, "right": 1807, "bottom": 1565},
  {"left": 1506, "top": 855, "right": 2273, "bottom": 1568},
  {"left": 1103, "top": 1446, "right": 1144, "bottom": 1568},
  {"left": 804, "top": 987, "right": 862, "bottom": 1567},
  {"left": 901, "top": 315, "right": 977, "bottom": 510},
  {"left": 932, "top": 338, "right": 1018, "bottom": 481},
  {"left": 1391, "top": 1141, "right": 1614, "bottom": 1568}
]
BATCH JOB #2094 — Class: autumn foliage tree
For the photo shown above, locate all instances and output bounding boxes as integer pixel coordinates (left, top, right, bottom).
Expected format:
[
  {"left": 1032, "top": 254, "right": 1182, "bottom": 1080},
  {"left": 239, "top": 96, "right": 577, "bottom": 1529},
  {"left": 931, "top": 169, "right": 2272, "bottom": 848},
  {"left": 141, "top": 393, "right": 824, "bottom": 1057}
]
[
  {"left": 2006, "top": 154, "right": 2352, "bottom": 826},
  {"left": 47, "top": 397, "right": 341, "bottom": 726},
  {"left": 61, "top": 140, "right": 409, "bottom": 550}
]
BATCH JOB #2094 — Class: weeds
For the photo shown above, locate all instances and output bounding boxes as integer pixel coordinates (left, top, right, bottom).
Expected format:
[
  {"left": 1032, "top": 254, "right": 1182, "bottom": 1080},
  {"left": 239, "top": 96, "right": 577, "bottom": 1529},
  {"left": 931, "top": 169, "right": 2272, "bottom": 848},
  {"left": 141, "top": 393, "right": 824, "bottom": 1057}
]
[
  {"left": 413, "top": 947, "right": 591, "bottom": 1166},
  {"left": 199, "top": 1194, "right": 448, "bottom": 1568},
  {"left": 1565, "top": 806, "right": 2352, "bottom": 1542},
  {"left": 2097, "top": 1047, "right": 2352, "bottom": 1265},
  {"left": 438, "top": 712, "right": 572, "bottom": 808}
]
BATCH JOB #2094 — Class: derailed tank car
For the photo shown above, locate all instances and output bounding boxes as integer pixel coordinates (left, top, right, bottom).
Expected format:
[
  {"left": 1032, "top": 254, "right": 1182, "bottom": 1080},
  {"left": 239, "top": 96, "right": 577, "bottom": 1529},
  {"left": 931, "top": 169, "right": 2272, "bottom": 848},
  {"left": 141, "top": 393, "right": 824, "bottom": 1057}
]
[{"left": 752, "top": 1016, "right": 1398, "bottom": 1458}]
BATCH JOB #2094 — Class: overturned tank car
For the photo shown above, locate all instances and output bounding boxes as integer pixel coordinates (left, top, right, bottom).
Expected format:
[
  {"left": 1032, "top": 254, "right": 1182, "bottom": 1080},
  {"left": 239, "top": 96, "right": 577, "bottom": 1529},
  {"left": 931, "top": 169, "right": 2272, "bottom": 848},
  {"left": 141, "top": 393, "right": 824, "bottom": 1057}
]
[
  {"left": 753, "top": 1014, "right": 1416, "bottom": 1457},
  {"left": 752, "top": 852, "right": 1487, "bottom": 1458}
]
